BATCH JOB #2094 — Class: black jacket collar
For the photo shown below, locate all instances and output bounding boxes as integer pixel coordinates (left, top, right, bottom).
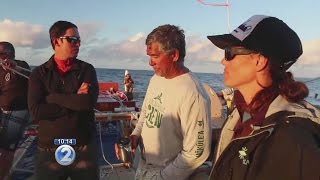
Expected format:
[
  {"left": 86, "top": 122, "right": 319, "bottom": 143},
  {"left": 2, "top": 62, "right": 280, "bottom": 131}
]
[{"left": 44, "top": 55, "right": 81, "bottom": 71}]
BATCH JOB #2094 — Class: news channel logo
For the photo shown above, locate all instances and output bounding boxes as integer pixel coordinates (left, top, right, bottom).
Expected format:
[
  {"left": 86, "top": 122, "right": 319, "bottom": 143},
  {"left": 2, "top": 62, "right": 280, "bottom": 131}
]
[{"left": 55, "top": 145, "right": 76, "bottom": 166}]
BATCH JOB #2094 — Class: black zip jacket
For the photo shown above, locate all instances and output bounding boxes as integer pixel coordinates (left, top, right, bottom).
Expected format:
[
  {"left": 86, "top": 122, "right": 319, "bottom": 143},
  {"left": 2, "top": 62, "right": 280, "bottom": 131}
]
[
  {"left": 0, "top": 60, "right": 30, "bottom": 110},
  {"left": 28, "top": 56, "right": 99, "bottom": 148},
  {"left": 210, "top": 111, "right": 320, "bottom": 180}
]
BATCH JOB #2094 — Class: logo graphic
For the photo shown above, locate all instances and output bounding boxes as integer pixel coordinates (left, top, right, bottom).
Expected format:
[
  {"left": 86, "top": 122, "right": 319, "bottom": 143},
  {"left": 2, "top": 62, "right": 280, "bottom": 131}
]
[
  {"left": 55, "top": 145, "right": 76, "bottom": 166},
  {"left": 153, "top": 93, "right": 163, "bottom": 104},
  {"left": 5, "top": 73, "right": 10, "bottom": 81},
  {"left": 146, "top": 93, "right": 165, "bottom": 128},
  {"left": 237, "top": 23, "right": 252, "bottom": 32},
  {"left": 238, "top": 146, "right": 250, "bottom": 165},
  {"left": 195, "top": 119, "right": 205, "bottom": 158}
]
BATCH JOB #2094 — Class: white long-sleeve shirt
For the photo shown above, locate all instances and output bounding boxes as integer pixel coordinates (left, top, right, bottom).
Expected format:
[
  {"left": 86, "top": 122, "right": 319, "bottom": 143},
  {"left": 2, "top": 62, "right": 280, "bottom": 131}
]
[{"left": 132, "top": 72, "right": 211, "bottom": 180}]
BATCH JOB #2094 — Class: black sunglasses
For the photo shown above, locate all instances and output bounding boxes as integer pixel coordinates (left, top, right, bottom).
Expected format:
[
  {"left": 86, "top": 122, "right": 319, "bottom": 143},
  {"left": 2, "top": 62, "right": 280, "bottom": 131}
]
[
  {"left": 0, "top": 51, "right": 11, "bottom": 57},
  {"left": 0, "top": 52, "right": 9, "bottom": 56},
  {"left": 224, "top": 47, "right": 256, "bottom": 61},
  {"left": 59, "top": 36, "right": 81, "bottom": 44}
]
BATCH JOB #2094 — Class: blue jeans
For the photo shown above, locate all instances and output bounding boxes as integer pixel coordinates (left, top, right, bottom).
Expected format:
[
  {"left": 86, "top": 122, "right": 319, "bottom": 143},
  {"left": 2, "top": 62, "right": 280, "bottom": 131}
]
[{"left": 0, "top": 109, "right": 30, "bottom": 150}]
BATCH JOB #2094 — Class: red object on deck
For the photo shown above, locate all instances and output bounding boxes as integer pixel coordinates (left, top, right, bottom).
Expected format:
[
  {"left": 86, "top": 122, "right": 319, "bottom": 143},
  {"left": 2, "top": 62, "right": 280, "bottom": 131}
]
[
  {"left": 95, "top": 82, "right": 137, "bottom": 112},
  {"left": 98, "top": 82, "right": 119, "bottom": 92},
  {"left": 95, "top": 101, "right": 137, "bottom": 112}
]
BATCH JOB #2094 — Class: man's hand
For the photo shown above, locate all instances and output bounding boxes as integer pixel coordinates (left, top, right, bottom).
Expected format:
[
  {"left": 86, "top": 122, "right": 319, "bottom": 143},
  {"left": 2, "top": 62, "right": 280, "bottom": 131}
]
[
  {"left": 114, "top": 135, "right": 140, "bottom": 160},
  {"left": 130, "top": 135, "right": 139, "bottom": 153},
  {"left": 77, "top": 82, "right": 90, "bottom": 94},
  {"left": 114, "top": 143, "right": 121, "bottom": 160},
  {"left": 1, "top": 59, "right": 16, "bottom": 71}
]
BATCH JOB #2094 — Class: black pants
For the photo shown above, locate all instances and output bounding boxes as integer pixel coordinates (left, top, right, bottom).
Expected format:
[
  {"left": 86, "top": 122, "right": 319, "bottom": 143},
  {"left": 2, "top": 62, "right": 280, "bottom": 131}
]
[{"left": 35, "top": 142, "right": 99, "bottom": 180}]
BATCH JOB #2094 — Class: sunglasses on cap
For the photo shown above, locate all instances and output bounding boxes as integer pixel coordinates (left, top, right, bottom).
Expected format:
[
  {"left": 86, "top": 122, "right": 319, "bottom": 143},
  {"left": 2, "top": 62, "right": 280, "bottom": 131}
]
[
  {"left": 224, "top": 47, "right": 256, "bottom": 61},
  {"left": 59, "top": 36, "right": 81, "bottom": 44}
]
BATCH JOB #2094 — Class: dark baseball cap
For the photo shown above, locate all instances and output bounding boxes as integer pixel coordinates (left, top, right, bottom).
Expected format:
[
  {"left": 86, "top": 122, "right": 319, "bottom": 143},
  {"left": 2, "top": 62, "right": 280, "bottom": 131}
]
[{"left": 207, "top": 15, "right": 303, "bottom": 70}]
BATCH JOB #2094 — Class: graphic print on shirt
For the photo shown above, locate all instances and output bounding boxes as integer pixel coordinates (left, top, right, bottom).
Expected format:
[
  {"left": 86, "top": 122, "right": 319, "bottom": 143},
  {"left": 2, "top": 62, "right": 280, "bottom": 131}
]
[
  {"left": 239, "top": 146, "right": 250, "bottom": 165},
  {"left": 145, "top": 93, "right": 165, "bottom": 128},
  {"left": 196, "top": 118, "right": 205, "bottom": 157}
]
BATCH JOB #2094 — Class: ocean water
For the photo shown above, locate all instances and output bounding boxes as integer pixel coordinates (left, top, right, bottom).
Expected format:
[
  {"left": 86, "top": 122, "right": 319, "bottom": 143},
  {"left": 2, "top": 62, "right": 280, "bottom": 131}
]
[
  {"left": 11, "top": 68, "right": 320, "bottom": 179},
  {"left": 97, "top": 68, "right": 320, "bottom": 106},
  {"left": 97, "top": 68, "right": 225, "bottom": 92},
  {"left": 97, "top": 68, "right": 223, "bottom": 107}
]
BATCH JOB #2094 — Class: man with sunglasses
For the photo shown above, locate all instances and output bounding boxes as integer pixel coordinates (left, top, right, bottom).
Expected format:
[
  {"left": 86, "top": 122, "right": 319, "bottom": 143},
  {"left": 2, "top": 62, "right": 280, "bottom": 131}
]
[
  {"left": 28, "top": 21, "right": 99, "bottom": 180},
  {"left": 0, "top": 41, "right": 31, "bottom": 179},
  {"left": 207, "top": 15, "right": 320, "bottom": 180}
]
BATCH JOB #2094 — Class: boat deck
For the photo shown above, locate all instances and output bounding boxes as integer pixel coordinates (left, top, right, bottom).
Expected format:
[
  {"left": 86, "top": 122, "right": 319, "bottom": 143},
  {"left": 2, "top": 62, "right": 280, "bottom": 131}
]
[
  {"left": 10, "top": 113, "right": 139, "bottom": 180},
  {"left": 9, "top": 82, "right": 226, "bottom": 180}
]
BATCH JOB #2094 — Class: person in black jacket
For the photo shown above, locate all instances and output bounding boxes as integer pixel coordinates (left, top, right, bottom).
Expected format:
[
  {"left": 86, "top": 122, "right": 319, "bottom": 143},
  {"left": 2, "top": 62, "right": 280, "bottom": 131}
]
[
  {"left": 207, "top": 15, "right": 320, "bottom": 180},
  {"left": 0, "top": 41, "right": 31, "bottom": 180},
  {"left": 28, "top": 21, "right": 99, "bottom": 180}
]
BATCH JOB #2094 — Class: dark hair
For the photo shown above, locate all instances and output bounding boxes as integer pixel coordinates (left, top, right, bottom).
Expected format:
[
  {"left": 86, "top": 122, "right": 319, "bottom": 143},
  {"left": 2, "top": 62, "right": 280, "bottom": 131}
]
[
  {"left": 0, "top": 41, "right": 15, "bottom": 59},
  {"left": 247, "top": 60, "right": 309, "bottom": 114},
  {"left": 269, "top": 60, "right": 309, "bottom": 102},
  {"left": 146, "top": 24, "right": 186, "bottom": 61},
  {"left": 49, "top": 21, "right": 78, "bottom": 49}
]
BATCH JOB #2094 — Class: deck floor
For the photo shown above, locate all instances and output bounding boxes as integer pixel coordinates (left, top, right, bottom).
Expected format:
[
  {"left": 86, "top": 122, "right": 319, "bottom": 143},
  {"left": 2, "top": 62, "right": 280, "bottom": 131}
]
[
  {"left": 24, "top": 167, "right": 136, "bottom": 180},
  {"left": 10, "top": 122, "right": 139, "bottom": 180}
]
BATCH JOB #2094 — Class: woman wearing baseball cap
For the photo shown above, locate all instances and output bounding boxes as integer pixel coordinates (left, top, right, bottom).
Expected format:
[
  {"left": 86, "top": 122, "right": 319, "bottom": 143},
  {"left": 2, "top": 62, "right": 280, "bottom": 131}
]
[{"left": 207, "top": 15, "right": 320, "bottom": 180}]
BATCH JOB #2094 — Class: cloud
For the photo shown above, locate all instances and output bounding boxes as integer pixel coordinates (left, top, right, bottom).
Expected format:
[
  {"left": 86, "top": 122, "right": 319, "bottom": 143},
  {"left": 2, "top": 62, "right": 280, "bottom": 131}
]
[
  {"left": 186, "top": 35, "right": 223, "bottom": 63},
  {"left": 288, "top": 39, "right": 320, "bottom": 77},
  {"left": 1, "top": 19, "right": 319, "bottom": 77},
  {"left": 77, "top": 22, "right": 105, "bottom": 43},
  {"left": 299, "top": 39, "right": 320, "bottom": 65},
  {"left": 86, "top": 33, "right": 146, "bottom": 59},
  {"left": 0, "top": 19, "right": 48, "bottom": 49},
  {"left": 128, "top": 32, "right": 145, "bottom": 42},
  {"left": 0, "top": 19, "right": 105, "bottom": 49}
]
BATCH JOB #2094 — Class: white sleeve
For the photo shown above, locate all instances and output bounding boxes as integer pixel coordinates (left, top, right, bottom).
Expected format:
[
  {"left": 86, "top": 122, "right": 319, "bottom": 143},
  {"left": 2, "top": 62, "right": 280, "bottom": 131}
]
[
  {"left": 161, "top": 92, "right": 211, "bottom": 179},
  {"left": 131, "top": 100, "right": 146, "bottom": 136},
  {"left": 131, "top": 80, "right": 152, "bottom": 136}
]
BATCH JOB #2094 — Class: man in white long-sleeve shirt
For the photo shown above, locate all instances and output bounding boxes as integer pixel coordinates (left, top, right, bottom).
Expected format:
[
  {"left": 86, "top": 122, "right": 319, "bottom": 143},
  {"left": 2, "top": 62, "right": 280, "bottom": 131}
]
[{"left": 123, "top": 24, "right": 211, "bottom": 180}]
